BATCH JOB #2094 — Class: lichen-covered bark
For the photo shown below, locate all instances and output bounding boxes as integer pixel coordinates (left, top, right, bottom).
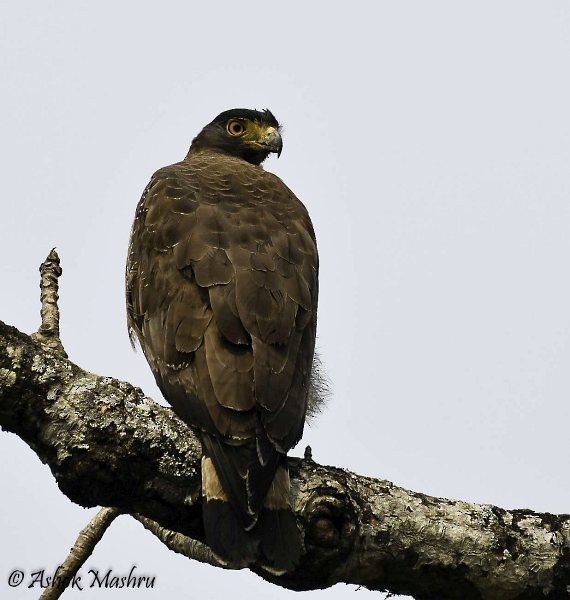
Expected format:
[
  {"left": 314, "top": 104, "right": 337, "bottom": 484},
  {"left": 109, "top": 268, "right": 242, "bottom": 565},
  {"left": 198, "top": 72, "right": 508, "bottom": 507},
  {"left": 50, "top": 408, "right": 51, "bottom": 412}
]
[
  {"left": 1, "top": 318, "right": 570, "bottom": 599},
  {"left": 30, "top": 248, "right": 67, "bottom": 357},
  {"left": 0, "top": 320, "right": 202, "bottom": 534}
]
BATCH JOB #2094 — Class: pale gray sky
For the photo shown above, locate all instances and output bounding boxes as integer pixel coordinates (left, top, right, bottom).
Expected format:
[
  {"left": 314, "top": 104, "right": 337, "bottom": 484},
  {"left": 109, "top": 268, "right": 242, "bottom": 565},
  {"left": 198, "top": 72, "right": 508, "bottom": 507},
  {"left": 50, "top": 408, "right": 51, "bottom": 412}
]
[{"left": 1, "top": 2, "right": 570, "bottom": 599}]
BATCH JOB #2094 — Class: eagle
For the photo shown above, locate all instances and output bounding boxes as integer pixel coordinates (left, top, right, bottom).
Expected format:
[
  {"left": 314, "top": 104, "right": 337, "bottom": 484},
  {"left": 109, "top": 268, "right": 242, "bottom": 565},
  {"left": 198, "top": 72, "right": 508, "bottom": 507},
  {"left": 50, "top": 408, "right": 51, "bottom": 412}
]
[{"left": 126, "top": 109, "right": 318, "bottom": 572}]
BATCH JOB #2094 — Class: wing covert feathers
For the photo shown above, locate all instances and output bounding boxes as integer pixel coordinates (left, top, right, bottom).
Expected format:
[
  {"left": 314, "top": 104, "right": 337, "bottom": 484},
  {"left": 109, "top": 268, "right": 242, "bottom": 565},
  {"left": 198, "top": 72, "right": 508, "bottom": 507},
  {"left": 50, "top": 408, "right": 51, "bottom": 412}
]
[{"left": 126, "top": 151, "right": 317, "bottom": 570}]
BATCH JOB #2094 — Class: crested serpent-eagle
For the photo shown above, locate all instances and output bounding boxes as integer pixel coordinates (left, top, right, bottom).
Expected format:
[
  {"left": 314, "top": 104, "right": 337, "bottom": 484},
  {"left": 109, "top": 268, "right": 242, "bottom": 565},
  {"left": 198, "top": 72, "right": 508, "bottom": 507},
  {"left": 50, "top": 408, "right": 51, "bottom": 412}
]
[{"left": 126, "top": 109, "right": 319, "bottom": 571}]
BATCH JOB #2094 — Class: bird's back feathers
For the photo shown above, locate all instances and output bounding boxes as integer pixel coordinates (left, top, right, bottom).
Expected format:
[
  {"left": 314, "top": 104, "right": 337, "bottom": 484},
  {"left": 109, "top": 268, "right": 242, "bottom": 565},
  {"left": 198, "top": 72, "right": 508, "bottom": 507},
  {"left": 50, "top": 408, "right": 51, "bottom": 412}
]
[{"left": 127, "top": 138, "right": 318, "bottom": 570}]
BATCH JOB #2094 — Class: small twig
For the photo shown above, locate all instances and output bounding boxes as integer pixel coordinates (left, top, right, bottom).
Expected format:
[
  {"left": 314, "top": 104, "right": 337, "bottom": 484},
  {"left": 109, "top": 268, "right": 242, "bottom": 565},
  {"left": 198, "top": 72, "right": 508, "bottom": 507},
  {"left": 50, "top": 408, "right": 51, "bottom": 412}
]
[
  {"left": 132, "top": 514, "right": 228, "bottom": 569},
  {"left": 39, "top": 507, "right": 120, "bottom": 600},
  {"left": 31, "top": 248, "right": 67, "bottom": 357}
]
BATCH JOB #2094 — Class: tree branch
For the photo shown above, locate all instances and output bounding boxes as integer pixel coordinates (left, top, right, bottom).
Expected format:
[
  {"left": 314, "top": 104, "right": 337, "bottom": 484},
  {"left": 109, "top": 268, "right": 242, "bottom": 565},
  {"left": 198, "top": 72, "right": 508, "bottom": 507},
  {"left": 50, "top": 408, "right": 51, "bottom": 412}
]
[
  {"left": 39, "top": 507, "right": 120, "bottom": 600},
  {"left": 2, "top": 321, "right": 570, "bottom": 598},
  {"left": 1, "top": 254, "right": 570, "bottom": 599},
  {"left": 132, "top": 514, "right": 225, "bottom": 569},
  {"left": 30, "top": 248, "right": 67, "bottom": 358}
]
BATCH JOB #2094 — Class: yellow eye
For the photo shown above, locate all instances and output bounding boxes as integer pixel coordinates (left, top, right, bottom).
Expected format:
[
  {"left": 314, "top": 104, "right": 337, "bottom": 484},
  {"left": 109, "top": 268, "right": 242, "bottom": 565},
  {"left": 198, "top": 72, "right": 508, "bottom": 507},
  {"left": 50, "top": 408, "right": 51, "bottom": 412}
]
[{"left": 227, "top": 120, "right": 246, "bottom": 136}]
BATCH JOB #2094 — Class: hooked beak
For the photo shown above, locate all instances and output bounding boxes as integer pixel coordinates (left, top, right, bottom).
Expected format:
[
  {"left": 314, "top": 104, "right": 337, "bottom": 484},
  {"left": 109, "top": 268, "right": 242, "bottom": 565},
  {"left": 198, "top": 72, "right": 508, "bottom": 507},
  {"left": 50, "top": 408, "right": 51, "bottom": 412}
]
[{"left": 262, "top": 128, "right": 283, "bottom": 157}]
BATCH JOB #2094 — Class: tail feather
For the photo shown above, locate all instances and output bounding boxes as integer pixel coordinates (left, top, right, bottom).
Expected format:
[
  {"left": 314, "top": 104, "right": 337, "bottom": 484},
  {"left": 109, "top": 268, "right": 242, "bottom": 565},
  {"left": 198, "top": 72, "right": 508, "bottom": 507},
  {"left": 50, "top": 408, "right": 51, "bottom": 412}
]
[
  {"left": 201, "top": 436, "right": 255, "bottom": 527},
  {"left": 258, "top": 508, "right": 301, "bottom": 573},
  {"left": 202, "top": 499, "right": 259, "bottom": 566},
  {"left": 200, "top": 433, "right": 300, "bottom": 571},
  {"left": 246, "top": 448, "right": 280, "bottom": 515}
]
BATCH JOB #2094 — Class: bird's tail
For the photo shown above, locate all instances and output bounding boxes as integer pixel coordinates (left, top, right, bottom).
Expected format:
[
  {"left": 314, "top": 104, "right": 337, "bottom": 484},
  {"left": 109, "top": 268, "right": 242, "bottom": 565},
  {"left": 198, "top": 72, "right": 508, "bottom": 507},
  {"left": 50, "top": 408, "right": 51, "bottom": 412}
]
[{"left": 200, "top": 434, "right": 301, "bottom": 572}]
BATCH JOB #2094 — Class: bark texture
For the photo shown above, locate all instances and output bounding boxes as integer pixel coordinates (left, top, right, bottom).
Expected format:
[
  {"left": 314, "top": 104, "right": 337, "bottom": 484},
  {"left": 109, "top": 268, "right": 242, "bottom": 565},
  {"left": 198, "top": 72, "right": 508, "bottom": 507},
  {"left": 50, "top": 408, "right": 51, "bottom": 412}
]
[{"left": 1, "top": 319, "right": 570, "bottom": 599}]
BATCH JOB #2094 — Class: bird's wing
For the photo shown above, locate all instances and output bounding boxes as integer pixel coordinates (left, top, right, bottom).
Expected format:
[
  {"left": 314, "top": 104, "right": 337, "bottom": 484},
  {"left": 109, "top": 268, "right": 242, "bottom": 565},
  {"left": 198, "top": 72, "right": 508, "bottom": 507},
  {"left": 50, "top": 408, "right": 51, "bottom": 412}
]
[
  {"left": 127, "top": 153, "right": 317, "bottom": 515},
  {"left": 128, "top": 154, "right": 317, "bottom": 442}
]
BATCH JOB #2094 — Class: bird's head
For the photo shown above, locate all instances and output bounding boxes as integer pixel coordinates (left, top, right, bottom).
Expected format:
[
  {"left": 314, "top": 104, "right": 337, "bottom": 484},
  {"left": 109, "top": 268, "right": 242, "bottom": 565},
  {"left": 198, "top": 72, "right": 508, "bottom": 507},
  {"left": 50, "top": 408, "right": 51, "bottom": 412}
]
[{"left": 188, "top": 108, "right": 283, "bottom": 165}]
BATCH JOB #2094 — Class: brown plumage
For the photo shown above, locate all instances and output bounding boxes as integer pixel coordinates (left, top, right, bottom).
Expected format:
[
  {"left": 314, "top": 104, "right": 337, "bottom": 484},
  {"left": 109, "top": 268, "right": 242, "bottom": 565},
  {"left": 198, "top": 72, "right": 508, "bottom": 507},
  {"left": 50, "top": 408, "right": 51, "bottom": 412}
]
[{"left": 126, "top": 109, "right": 318, "bottom": 571}]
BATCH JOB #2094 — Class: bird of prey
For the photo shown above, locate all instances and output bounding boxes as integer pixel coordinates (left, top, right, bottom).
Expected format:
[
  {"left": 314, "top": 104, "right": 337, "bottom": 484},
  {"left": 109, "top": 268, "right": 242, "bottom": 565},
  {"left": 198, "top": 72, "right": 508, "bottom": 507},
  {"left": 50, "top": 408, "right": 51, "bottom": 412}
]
[{"left": 126, "top": 109, "right": 318, "bottom": 571}]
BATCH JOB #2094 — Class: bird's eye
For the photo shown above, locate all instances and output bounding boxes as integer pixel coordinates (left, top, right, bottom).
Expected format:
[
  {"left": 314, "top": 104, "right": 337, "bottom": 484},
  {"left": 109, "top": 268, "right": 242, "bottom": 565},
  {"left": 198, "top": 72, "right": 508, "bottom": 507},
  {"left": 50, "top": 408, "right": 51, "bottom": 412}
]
[{"left": 227, "top": 120, "right": 246, "bottom": 136}]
